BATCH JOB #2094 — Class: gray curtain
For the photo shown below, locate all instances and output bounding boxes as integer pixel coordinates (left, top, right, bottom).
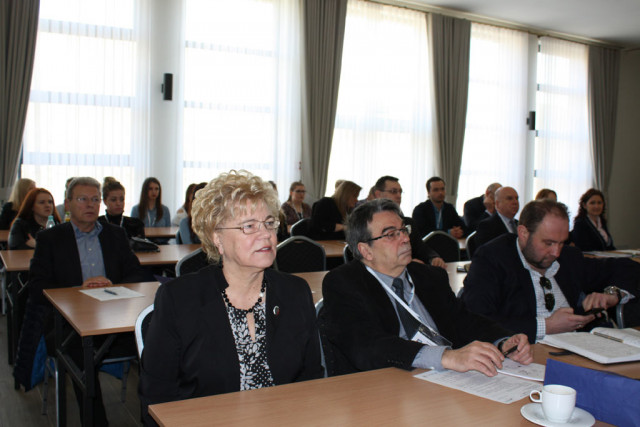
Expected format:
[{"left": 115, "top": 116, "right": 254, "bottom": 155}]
[
  {"left": 588, "top": 45, "right": 620, "bottom": 194},
  {"left": 300, "top": 0, "right": 347, "bottom": 202},
  {"left": 0, "top": 0, "right": 40, "bottom": 202},
  {"left": 428, "top": 13, "right": 471, "bottom": 205}
]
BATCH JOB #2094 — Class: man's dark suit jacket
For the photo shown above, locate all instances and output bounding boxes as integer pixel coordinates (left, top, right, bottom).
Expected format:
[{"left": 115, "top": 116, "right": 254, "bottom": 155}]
[
  {"left": 318, "top": 260, "right": 512, "bottom": 376},
  {"left": 475, "top": 213, "right": 516, "bottom": 248},
  {"left": 462, "top": 233, "right": 637, "bottom": 342},
  {"left": 139, "top": 265, "right": 323, "bottom": 425},
  {"left": 571, "top": 216, "right": 615, "bottom": 251},
  {"left": 411, "top": 199, "right": 467, "bottom": 239},
  {"left": 14, "top": 222, "right": 149, "bottom": 389},
  {"left": 463, "top": 194, "right": 489, "bottom": 232}
]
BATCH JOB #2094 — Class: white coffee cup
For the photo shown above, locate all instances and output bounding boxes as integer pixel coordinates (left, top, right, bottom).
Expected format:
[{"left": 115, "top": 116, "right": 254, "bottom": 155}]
[{"left": 530, "top": 384, "right": 577, "bottom": 423}]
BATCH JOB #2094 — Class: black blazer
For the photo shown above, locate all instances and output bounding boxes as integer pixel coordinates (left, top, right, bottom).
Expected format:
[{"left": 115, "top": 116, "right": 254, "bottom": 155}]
[
  {"left": 571, "top": 216, "right": 615, "bottom": 251},
  {"left": 98, "top": 214, "right": 146, "bottom": 240},
  {"left": 475, "top": 213, "right": 516, "bottom": 248},
  {"left": 463, "top": 194, "right": 488, "bottom": 232},
  {"left": 462, "top": 233, "right": 632, "bottom": 342},
  {"left": 8, "top": 217, "right": 46, "bottom": 249},
  {"left": 14, "top": 221, "right": 149, "bottom": 389},
  {"left": 139, "top": 266, "right": 323, "bottom": 425},
  {"left": 309, "top": 197, "right": 345, "bottom": 240},
  {"left": 411, "top": 200, "right": 467, "bottom": 239},
  {"left": 28, "top": 222, "right": 148, "bottom": 305},
  {"left": 318, "top": 260, "right": 512, "bottom": 376}
]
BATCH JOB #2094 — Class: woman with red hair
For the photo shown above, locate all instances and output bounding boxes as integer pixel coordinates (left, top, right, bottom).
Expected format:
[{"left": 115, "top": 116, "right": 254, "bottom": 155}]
[{"left": 8, "top": 188, "right": 61, "bottom": 249}]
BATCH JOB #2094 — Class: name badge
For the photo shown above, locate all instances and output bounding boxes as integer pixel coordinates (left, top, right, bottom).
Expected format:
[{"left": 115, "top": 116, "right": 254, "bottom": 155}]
[{"left": 411, "top": 330, "right": 438, "bottom": 346}]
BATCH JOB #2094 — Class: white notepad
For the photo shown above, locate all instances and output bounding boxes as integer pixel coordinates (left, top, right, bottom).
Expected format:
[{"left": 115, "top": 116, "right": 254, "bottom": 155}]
[{"left": 79, "top": 286, "right": 145, "bottom": 301}]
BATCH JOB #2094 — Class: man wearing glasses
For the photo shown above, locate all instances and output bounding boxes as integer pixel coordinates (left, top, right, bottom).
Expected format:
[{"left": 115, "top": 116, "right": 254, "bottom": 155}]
[
  {"left": 462, "top": 199, "right": 635, "bottom": 343},
  {"left": 372, "top": 175, "right": 446, "bottom": 268},
  {"left": 318, "top": 199, "right": 532, "bottom": 377},
  {"left": 16, "top": 177, "right": 149, "bottom": 426}
]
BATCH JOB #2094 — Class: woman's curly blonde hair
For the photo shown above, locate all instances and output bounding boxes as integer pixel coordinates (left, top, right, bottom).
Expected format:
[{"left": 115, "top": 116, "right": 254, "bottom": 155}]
[{"left": 191, "top": 170, "right": 280, "bottom": 262}]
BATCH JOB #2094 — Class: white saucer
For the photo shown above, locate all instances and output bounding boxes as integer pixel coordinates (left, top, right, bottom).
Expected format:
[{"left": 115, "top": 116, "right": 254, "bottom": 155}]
[{"left": 521, "top": 403, "right": 595, "bottom": 427}]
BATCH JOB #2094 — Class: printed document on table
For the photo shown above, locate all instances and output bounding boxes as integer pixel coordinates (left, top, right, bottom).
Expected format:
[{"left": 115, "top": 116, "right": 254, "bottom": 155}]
[
  {"left": 540, "top": 332, "right": 640, "bottom": 364},
  {"left": 80, "top": 286, "right": 145, "bottom": 301},
  {"left": 614, "top": 249, "right": 640, "bottom": 256},
  {"left": 583, "top": 251, "right": 632, "bottom": 258},
  {"left": 414, "top": 369, "right": 538, "bottom": 404},
  {"left": 497, "top": 359, "right": 545, "bottom": 381}
]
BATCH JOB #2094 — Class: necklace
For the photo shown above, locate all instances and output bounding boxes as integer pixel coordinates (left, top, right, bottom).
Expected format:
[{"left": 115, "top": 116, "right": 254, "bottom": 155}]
[{"left": 221, "top": 277, "right": 266, "bottom": 314}]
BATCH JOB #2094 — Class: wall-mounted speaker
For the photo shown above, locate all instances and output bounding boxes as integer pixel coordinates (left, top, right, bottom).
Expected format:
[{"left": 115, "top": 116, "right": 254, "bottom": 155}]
[
  {"left": 527, "top": 111, "right": 536, "bottom": 130},
  {"left": 162, "top": 73, "right": 173, "bottom": 101}
]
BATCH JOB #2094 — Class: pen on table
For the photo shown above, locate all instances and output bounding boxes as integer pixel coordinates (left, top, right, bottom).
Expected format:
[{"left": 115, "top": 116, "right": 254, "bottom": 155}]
[
  {"left": 592, "top": 331, "right": 623, "bottom": 343},
  {"left": 104, "top": 289, "right": 117, "bottom": 296},
  {"left": 502, "top": 345, "right": 517, "bottom": 357}
]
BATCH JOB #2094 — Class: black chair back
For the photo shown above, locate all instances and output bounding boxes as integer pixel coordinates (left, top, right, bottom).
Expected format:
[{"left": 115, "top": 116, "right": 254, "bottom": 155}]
[
  {"left": 465, "top": 231, "right": 478, "bottom": 259},
  {"left": 176, "top": 247, "right": 210, "bottom": 277},
  {"left": 343, "top": 245, "right": 354, "bottom": 264},
  {"left": 290, "top": 218, "right": 310, "bottom": 236},
  {"left": 275, "top": 236, "right": 326, "bottom": 273},
  {"left": 423, "top": 231, "right": 460, "bottom": 262},
  {"left": 135, "top": 304, "right": 154, "bottom": 359}
]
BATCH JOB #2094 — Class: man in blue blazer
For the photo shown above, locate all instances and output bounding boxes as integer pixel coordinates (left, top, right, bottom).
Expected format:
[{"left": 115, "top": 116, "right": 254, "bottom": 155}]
[
  {"left": 463, "top": 199, "right": 635, "bottom": 343},
  {"left": 319, "top": 199, "right": 532, "bottom": 377},
  {"left": 15, "top": 177, "right": 150, "bottom": 426}
]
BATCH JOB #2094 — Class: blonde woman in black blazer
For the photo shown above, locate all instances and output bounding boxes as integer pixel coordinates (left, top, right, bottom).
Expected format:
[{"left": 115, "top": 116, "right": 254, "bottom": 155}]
[{"left": 139, "top": 171, "right": 322, "bottom": 425}]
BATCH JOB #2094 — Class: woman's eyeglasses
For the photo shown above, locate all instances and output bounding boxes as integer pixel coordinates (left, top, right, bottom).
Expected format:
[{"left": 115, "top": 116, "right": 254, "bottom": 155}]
[{"left": 216, "top": 219, "right": 280, "bottom": 235}]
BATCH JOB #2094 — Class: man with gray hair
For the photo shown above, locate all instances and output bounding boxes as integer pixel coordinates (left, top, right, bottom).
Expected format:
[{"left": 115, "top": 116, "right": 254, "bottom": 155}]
[
  {"left": 371, "top": 175, "right": 446, "bottom": 268},
  {"left": 475, "top": 186, "right": 519, "bottom": 248},
  {"left": 15, "top": 177, "right": 149, "bottom": 426},
  {"left": 318, "top": 199, "right": 532, "bottom": 377}
]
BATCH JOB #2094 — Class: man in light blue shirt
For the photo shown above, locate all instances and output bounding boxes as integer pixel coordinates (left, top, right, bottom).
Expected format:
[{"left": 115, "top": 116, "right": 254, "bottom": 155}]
[{"left": 20, "top": 177, "right": 149, "bottom": 426}]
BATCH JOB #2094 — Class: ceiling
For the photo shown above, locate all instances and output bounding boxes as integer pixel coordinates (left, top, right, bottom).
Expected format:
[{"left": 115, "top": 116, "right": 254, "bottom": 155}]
[{"left": 406, "top": 0, "right": 640, "bottom": 48}]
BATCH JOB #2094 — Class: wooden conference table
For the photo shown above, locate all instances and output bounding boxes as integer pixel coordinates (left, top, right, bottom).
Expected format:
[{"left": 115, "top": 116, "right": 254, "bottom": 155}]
[
  {"left": 44, "top": 282, "right": 160, "bottom": 427},
  {"left": 144, "top": 226, "right": 179, "bottom": 239},
  {"left": 41, "top": 271, "right": 322, "bottom": 427},
  {"left": 315, "top": 240, "right": 346, "bottom": 259},
  {"left": 149, "top": 343, "right": 637, "bottom": 426},
  {"left": 0, "top": 244, "right": 199, "bottom": 365},
  {"left": 0, "top": 243, "right": 201, "bottom": 273}
]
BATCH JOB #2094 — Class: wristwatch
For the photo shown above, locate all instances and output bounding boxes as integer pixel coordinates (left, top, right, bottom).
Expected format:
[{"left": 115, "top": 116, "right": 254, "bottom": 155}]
[{"left": 603, "top": 286, "right": 622, "bottom": 302}]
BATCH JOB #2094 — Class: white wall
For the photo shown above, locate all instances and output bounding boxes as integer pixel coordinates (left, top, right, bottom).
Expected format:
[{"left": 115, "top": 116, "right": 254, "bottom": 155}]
[
  {"left": 608, "top": 49, "right": 640, "bottom": 248},
  {"left": 149, "top": 0, "right": 184, "bottom": 213}
]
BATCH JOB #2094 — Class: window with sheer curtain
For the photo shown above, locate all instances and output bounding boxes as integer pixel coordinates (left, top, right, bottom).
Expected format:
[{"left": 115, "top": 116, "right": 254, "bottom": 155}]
[
  {"left": 456, "top": 24, "right": 529, "bottom": 213},
  {"left": 325, "top": 0, "right": 436, "bottom": 214},
  {"left": 21, "top": 0, "right": 149, "bottom": 210},
  {"left": 182, "top": 0, "right": 302, "bottom": 197},
  {"left": 535, "top": 37, "right": 592, "bottom": 216}
]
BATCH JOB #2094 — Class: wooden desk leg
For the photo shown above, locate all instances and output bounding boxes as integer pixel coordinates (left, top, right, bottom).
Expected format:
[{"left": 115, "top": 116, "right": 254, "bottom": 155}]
[
  {"left": 54, "top": 311, "right": 67, "bottom": 426},
  {"left": 82, "top": 336, "right": 95, "bottom": 427}
]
